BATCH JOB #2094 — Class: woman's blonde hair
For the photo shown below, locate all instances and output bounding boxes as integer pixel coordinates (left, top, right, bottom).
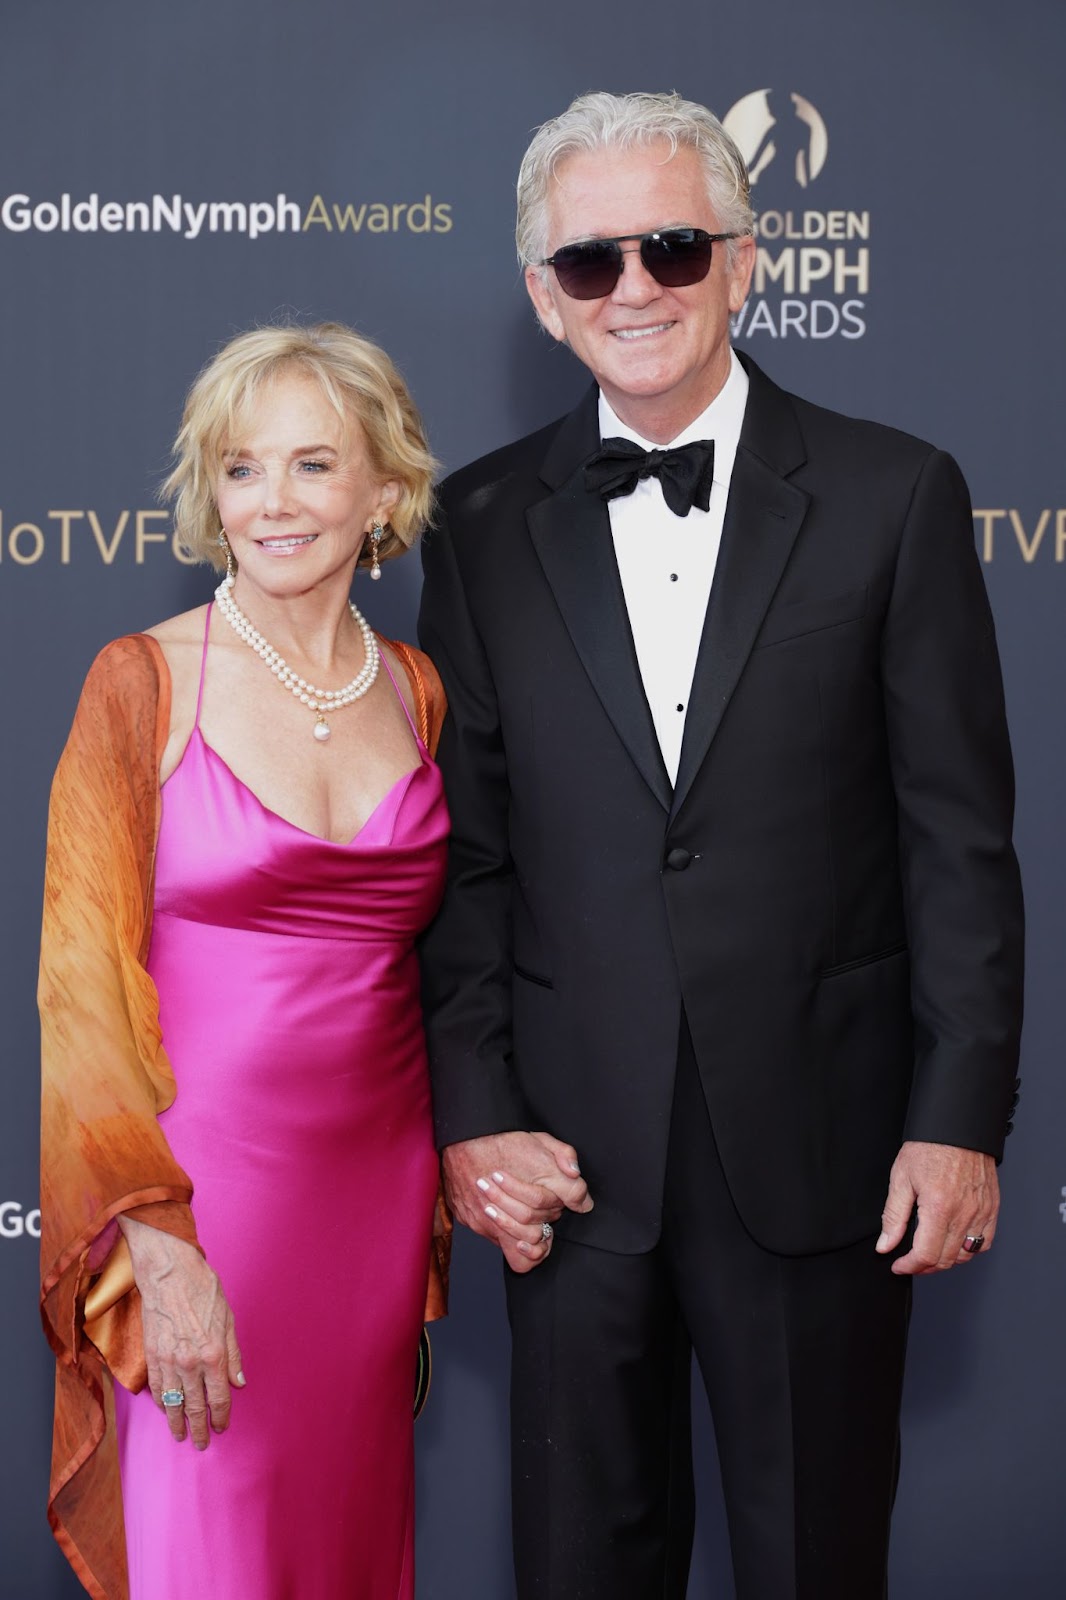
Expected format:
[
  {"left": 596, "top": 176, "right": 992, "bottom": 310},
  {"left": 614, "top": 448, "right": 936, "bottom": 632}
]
[{"left": 164, "top": 321, "right": 437, "bottom": 571}]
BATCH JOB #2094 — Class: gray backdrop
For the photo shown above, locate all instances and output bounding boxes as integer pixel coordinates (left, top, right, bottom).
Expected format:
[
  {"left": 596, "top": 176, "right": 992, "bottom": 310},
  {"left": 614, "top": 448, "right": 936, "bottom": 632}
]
[{"left": 2, "top": 2, "right": 1062, "bottom": 1595}]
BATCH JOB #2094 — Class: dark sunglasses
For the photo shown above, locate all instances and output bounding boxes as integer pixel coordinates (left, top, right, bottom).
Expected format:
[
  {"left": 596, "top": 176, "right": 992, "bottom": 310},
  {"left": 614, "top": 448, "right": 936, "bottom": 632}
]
[{"left": 539, "top": 227, "right": 739, "bottom": 301}]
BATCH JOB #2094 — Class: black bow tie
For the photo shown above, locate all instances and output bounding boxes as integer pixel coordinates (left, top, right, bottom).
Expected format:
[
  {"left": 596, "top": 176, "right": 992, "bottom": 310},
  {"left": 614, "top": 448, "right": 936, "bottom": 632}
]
[{"left": 584, "top": 437, "right": 716, "bottom": 518}]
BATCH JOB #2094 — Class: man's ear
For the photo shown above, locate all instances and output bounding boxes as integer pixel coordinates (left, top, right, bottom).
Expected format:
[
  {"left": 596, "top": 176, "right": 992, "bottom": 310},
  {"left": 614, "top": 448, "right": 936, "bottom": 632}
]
[
  {"left": 728, "top": 234, "right": 757, "bottom": 315},
  {"left": 525, "top": 265, "right": 566, "bottom": 342}
]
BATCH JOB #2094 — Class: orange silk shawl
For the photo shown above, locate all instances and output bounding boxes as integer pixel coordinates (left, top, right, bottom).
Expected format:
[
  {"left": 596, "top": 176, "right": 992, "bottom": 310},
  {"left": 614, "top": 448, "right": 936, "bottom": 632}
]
[{"left": 39, "top": 631, "right": 451, "bottom": 1600}]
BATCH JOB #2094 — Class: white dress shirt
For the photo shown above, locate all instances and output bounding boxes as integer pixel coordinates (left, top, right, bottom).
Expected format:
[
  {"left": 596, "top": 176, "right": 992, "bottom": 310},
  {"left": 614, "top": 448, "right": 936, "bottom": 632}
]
[{"left": 599, "top": 350, "right": 750, "bottom": 785}]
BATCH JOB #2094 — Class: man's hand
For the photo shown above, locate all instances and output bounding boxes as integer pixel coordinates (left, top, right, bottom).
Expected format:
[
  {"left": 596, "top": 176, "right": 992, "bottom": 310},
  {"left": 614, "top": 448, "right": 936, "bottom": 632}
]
[
  {"left": 876, "top": 1139, "right": 999, "bottom": 1276},
  {"left": 442, "top": 1131, "right": 594, "bottom": 1274}
]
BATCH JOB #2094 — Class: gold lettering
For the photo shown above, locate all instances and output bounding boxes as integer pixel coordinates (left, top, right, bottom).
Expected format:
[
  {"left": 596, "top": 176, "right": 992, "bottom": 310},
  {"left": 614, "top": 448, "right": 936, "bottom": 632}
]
[
  {"left": 392, "top": 203, "right": 408, "bottom": 229},
  {"left": 136, "top": 510, "right": 169, "bottom": 563},
  {"left": 798, "top": 248, "right": 832, "bottom": 293},
  {"left": 433, "top": 202, "right": 453, "bottom": 233},
  {"left": 407, "top": 195, "right": 432, "bottom": 233},
  {"left": 367, "top": 204, "right": 390, "bottom": 233},
  {"left": 1057, "top": 509, "right": 1066, "bottom": 562},
  {"left": 972, "top": 509, "right": 1005, "bottom": 563},
  {"left": 834, "top": 248, "right": 869, "bottom": 294},
  {"left": 88, "top": 509, "right": 128, "bottom": 563},
  {"left": 302, "top": 194, "right": 332, "bottom": 231},
  {"left": 1009, "top": 508, "right": 1049, "bottom": 562},
  {"left": 755, "top": 247, "right": 795, "bottom": 294},
  {"left": 9, "top": 521, "right": 44, "bottom": 564},
  {"left": 49, "top": 510, "right": 83, "bottom": 564},
  {"left": 331, "top": 202, "right": 366, "bottom": 232}
]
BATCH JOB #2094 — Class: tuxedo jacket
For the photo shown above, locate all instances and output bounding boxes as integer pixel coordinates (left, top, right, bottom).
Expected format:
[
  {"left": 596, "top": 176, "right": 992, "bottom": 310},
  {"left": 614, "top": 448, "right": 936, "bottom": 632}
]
[{"left": 418, "top": 354, "right": 1024, "bottom": 1257}]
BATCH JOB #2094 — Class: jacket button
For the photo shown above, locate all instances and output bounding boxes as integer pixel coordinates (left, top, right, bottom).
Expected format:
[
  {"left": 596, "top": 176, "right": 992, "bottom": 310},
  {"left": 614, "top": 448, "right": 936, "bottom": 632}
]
[{"left": 664, "top": 847, "right": 692, "bottom": 871}]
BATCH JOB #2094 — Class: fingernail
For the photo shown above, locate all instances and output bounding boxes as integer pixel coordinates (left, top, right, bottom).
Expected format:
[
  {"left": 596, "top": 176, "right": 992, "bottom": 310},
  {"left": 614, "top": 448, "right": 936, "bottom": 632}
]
[
  {"left": 485, "top": 1205, "right": 499, "bottom": 1220},
  {"left": 236, "top": 1371, "right": 246, "bottom": 1387},
  {"left": 476, "top": 1177, "right": 491, "bottom": 1192},
  {"left": 492, "top": 1171, "right": 505, "bottom": 1184},
  {"left": 517, "top": 1241, "right": 531, "bottom": 1255},
  {"left": 876, "top": 1232, "right": 889, "bottom": 1251},
  {"left": 569, "top": 1161, "right": 581, "bottom": 1174}
]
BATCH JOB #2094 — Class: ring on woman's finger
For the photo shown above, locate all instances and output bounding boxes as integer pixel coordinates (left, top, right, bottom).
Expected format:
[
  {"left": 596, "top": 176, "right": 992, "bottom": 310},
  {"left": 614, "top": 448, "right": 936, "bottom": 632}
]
[
  {"left": 161, "top": 1388, "right": 185, "bottom": 1409},
  {"left": 540, "top": 1222, "right": 554, "bottom": 1243},
  {"left": 961, "top": 1234, "right": 986, "bottom": 1255}
]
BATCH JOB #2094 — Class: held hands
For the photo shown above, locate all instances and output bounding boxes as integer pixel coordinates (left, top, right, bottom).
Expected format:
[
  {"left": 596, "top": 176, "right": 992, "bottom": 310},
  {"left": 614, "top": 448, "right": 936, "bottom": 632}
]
[
  {"left": 441, "top": 1131, "right": 594, "bottom": 1274},
  {"left": 876, "top": 1139, "right": 999, "bottom": 1275},
  {"left": 119, "top": 1215, "right": 245, "bottom": 1449}
]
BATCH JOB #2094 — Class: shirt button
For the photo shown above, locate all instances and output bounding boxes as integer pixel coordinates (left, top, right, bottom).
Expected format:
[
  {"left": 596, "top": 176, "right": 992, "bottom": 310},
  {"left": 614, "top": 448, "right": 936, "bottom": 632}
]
[
  {"left": 664, "top": 847, "right": 692, "bottom": 871},
  {"left": 670, "top": 573, "right": 678, "bottom": 582}
]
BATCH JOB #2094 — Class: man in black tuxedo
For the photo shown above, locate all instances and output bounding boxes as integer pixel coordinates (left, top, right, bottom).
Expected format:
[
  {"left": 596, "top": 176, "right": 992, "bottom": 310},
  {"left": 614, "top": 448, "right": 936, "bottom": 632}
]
[{"left": 418, "top": 90, "right": 1023, "bottom": 1599}]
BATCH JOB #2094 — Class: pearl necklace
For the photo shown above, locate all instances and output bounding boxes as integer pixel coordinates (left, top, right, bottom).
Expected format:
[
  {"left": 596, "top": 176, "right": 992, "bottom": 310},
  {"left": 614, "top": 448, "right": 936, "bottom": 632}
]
[{"left": 214, "top": 579, "right": 380, "bottom": 742}]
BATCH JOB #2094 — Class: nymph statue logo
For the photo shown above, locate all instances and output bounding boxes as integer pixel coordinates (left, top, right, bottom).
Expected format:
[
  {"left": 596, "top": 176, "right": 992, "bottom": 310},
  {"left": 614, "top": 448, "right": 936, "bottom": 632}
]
[{"left": 722, "top": 90, "right": 829, "bottom": 189}]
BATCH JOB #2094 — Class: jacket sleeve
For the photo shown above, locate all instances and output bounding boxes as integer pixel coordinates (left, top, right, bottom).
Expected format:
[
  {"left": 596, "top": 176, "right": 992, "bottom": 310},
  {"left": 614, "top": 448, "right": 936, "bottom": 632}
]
[
  {"left": 417, "top": 499, "right": 532, "bottom": 1147},
  {"left": 881, "top": 451, "right": 1024, "bottom": 1156}
]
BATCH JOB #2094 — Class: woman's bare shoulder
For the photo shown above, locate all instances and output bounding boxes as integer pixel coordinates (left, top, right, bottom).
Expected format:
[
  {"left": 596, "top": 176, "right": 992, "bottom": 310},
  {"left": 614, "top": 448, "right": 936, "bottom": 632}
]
[{"left": 145, "top": 604, "right": 210, "bottom": 648}]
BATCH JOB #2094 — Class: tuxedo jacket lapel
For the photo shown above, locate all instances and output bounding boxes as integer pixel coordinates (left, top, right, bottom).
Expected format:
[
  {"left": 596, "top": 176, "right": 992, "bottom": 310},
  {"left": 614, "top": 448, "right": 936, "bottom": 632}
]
[
  {"left": 671, "top": 359, "right": 810, "bottom": 820},
  {"left": 528, "top": 389, "right": 672, "bottom": 812}
]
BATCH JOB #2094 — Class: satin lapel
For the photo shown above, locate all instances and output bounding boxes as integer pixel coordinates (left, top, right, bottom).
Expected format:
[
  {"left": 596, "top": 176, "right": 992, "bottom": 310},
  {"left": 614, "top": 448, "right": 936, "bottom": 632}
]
[
  {"left": 670, "top": 367, "right": 810, "bottom": 820},
  {"left": 529, "top": 393, "right": 672, "bottom": 812}
]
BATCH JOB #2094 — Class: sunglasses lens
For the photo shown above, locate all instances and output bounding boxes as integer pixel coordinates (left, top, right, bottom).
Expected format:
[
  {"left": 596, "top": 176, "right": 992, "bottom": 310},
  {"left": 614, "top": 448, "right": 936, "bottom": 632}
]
[
  {"left": 550, "top": 240, "right": 623, "bottom": 300},
  {"left": 641, "top": 229, "right": 713, "bottom": 287}
]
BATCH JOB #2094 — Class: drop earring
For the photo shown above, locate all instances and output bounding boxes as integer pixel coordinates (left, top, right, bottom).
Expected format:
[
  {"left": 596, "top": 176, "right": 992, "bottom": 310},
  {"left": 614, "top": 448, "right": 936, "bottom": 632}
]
[
  {"left": 217, "top": 529, "right": 236, "bottom": 588},
  {"left": 369, "top": 521, "right": 383, "bottom": 581}
]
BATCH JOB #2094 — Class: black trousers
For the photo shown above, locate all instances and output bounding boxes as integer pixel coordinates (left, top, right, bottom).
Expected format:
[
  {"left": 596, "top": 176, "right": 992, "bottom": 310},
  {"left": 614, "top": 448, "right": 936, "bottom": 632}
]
[{"left": 505, "top": 1022, "right": 912, "bottom": 1600}]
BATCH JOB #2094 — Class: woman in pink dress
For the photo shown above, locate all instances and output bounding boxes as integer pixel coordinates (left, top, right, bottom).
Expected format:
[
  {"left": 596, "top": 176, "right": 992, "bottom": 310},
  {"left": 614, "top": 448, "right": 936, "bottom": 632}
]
[{"left": 39, "top": 322, "right": 450, "bottom": 1599}]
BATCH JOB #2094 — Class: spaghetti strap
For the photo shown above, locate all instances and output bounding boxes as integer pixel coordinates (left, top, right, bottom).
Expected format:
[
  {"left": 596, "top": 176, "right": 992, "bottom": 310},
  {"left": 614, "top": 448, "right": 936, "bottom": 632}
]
[
  {"left": 378, "top": 643, "right": 421, "bottom": 744},
  {"left": 194, "top": 602, "right": 213, "bottom": 728}
]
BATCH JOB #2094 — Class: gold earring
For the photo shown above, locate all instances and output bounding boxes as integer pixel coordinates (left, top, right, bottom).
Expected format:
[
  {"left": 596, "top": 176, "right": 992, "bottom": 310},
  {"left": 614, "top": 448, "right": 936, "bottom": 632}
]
[
  {"left": 217, "top": 529, "right": 236, "bottom": 587},
  {"left": 369, "top": 521, "right": 383, "bottom": 581}
]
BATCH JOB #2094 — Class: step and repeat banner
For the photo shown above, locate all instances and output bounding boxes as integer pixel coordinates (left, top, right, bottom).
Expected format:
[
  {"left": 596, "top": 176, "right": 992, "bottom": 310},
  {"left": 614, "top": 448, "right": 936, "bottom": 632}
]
[{"left": 2, "top": 3, "right": 1062, "bottom": 1595}]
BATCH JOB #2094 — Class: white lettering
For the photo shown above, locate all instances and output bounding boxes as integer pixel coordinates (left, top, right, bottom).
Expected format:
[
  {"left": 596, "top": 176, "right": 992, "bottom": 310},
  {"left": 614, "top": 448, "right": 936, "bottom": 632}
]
[
  {"left": 840, "top": 300, "right": 866, "bottom": 338},
  {"left": 0, "top": 1201, "right": 38, "bottom": 1239},
  {"left": 72, "top": 194, "right": 99, "bottom": 232},
  {"left": 276, "top": 193, "right": 300, "bottom": 231},
  {"left": 2, "top": 193, "right": 31, "bottom": 230},
  {"left": 209, "top": 201, "right": 247, "bottom": 233},
  {"left": 153, "top": 194, "right": 183, "bottom": 233},
  {"left": 182, "top": 201, "right": 208, "bottom": 240},
  {"left": 248, "top": 201, "right": 274, "bottom": 240},
  {"left": 809, "top": 300, "right": 841, "bottom": 339}
]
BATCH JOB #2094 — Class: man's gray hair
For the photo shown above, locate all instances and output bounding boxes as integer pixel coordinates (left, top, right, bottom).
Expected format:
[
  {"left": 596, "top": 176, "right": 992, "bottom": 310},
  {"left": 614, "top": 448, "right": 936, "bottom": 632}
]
[{"left": 516, "top": 90, "right": 754, "bottom": 270}]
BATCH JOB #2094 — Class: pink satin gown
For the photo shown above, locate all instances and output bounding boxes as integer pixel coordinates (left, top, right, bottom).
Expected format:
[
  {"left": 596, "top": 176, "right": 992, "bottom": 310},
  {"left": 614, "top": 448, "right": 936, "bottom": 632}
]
[{"left": 113, "top": 608, "right": 448, "bottom": 1599}]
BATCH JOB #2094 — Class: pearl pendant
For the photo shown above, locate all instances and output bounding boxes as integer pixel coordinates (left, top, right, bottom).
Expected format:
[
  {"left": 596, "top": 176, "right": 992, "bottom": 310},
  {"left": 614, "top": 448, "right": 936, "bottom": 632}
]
[{"left": 313, "top": 716, "right": 332, "bottom": 742}]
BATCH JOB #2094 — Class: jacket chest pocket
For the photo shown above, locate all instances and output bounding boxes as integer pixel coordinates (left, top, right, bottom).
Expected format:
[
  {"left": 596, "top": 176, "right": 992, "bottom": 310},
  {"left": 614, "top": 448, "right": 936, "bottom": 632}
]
[{"left": 754, "top": 585, "right": 867, "bottom": 650}]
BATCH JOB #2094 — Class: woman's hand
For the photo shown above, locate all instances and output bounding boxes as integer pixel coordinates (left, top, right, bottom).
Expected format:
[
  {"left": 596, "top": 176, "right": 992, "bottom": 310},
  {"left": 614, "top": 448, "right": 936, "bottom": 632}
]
[
  {"left": 441, "top": 1130, "right": 593, "bottom": 1273},
  {"left": 118, "top": 1215, "right": 245, "bottom": 1449}
]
